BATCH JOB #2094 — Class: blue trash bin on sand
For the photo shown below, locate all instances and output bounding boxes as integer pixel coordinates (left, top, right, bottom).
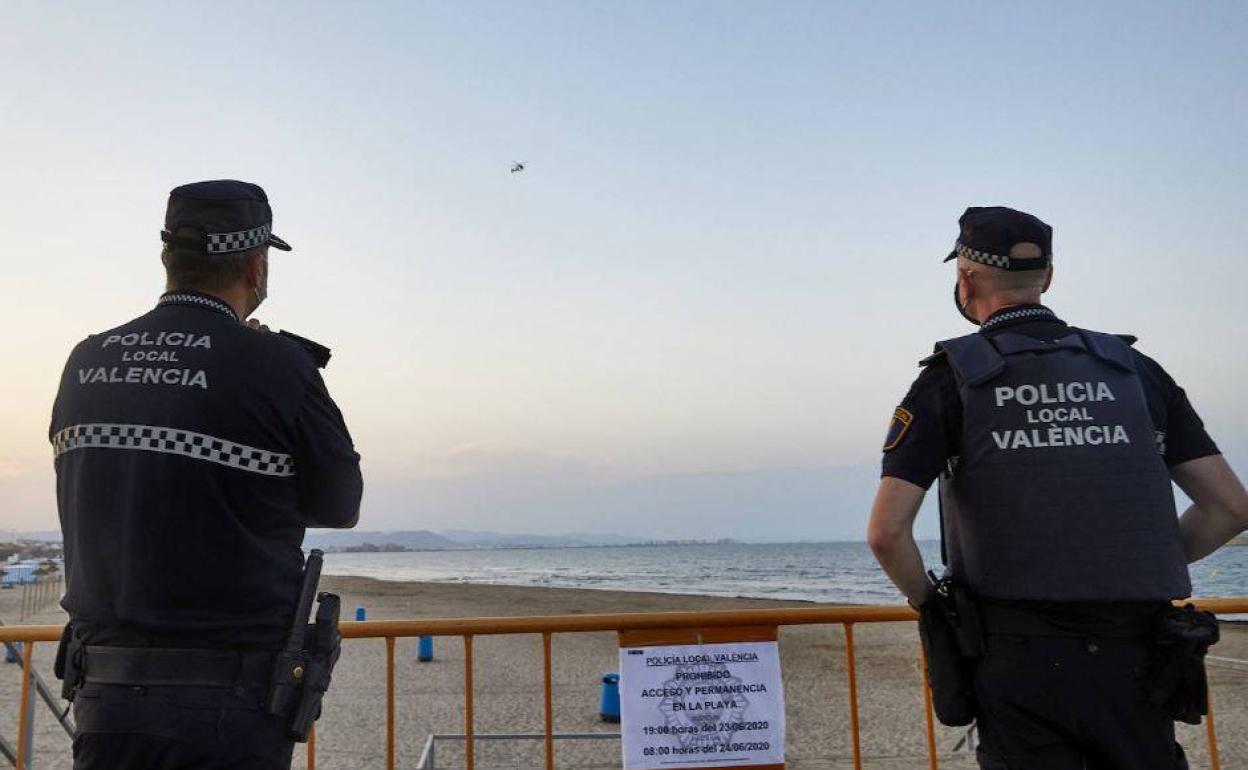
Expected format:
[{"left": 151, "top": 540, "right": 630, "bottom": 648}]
[
  {"left": 600, "top": 672, "right": 620, "bottom": 722},
  {"left": 355, "top": 606, "right": 366, "bottom": 621},
  {"left": 4, "top": 643, "right": 20, "bottom": 664},
  {"left": 418, "top": 635, "right": 434, "bottom": 662}
]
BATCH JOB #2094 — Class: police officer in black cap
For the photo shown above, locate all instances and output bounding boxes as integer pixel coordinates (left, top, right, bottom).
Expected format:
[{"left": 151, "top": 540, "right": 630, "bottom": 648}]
[
  {"left": 867, "top": 206, "right": 1248, "bottom": 769},
  {"left": 50, "top": 180, "right": 363, "bottom": 769}
]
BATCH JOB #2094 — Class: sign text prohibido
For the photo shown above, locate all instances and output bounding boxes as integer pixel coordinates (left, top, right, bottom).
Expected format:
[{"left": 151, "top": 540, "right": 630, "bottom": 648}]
[{"left": 618, "top": 626, "right": 785, "bottom": 770}]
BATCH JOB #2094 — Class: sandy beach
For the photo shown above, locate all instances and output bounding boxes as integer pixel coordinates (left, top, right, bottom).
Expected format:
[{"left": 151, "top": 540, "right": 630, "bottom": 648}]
[{"left": 2, "top": 578, "right": 1245, "bottom": 769}]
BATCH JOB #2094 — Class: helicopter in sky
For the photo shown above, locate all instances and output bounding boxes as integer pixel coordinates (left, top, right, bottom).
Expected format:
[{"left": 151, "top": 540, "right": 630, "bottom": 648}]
[{"left": 510, "top": 161, "right": 525, "bottom": 174}]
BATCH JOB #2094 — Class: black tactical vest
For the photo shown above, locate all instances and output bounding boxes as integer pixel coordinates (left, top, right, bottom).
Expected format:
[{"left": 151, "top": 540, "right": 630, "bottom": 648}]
[{"left": 936, "top": 329, "right": 1191, "bottom": 602}]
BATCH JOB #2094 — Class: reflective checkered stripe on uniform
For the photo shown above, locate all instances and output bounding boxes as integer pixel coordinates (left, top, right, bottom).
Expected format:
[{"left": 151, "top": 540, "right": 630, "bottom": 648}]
[
  {"left": 157, "top": 292, "right": 238, "bottom": 320},
  {"left": 51, "top": 424, "right": 295, "bottom": 477},
  {"left": 206, "top": 223, "right": 271, "bottom": 254},
  {"left": 979, "top": 307, "right": 1057, "bottom": 331}
]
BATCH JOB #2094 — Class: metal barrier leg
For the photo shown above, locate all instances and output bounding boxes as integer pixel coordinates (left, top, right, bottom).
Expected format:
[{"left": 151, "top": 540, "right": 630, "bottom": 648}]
[
  {"left": 843, "top": 623, "right": 862, "bottom": 770},
  {"left": 0, "top": 730, "right": 16, "bottom": 767},
  {"left": 417, "top": 734, "right": 437, "bottom": 769},
  {"left": 1206, "top": 687, "right": 1220, "bottom": 770},
  {"left": 542, "top": 633, "right": 554, "bottom": 770},
  {"left": 307, "top": 725, "right": 316, "bottom": 770},
  {"left": 919, "top": 640, "right": 939, "bottom": 770},
  {"left": 387, "top": 636, "right": 396, "bottom": 770},
  {"left": 16, "top": 641, "right": 35, "bottom": 769},
  {"left": 464, "top": 635, "right": 475, "bottom": 770}
]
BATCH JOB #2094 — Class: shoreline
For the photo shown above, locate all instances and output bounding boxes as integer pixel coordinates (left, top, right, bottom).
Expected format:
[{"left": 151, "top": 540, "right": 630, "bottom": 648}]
[
  {"left": 316, "top": 540, "right": 1248, "bottom": 611},
  {"left": 322, "top": 574, "right": 1248, "bottom": 622},
  {"left": 323, "top": 573, "right": 865, "bottom": 607}
]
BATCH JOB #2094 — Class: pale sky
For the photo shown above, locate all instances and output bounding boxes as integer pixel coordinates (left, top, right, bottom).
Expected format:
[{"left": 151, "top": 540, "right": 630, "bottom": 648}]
[{"left": 2, "top": 2, "right": 1245, "bottom": 540}]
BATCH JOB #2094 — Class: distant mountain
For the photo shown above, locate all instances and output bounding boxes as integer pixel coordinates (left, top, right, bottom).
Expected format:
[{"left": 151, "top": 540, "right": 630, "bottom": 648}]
[
  {"left": 304, "top": 530, "right": 456, "bottom": 550},
  {"left": 17, "top": 527, "right": 642, "bottom": 551},
  {"left": 562, "top": 532, "right": 649, "bottom": 546},
  {"left": 305, "top": 529, "right": 647, "bottom": 551},
  {"left": 7, "top": 530, "right": 63, "bottom": 543},
  {"left": 438, "top": 530, "right": 644, "bottom": 548}
]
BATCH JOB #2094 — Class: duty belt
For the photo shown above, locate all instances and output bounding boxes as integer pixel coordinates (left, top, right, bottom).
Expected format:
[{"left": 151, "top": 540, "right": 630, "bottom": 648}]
[
  {"left": 83, "top": 646, "right": 275, "bottom": 688},
  {"left": 978, "top": 602, "right": 1156, "bottom": 639}
]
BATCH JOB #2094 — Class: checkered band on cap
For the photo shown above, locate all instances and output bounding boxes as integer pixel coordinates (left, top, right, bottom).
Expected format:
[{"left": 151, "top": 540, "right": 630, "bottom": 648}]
[
  {"left": 52, "top": 423, "right": 295, "bottom": 477},
  {"left": 206, "top": 223, "right": 272, "bottom": 255},
  {"left": 953, "top": 242, "right": 1052, "bottom": 271},
  {"left": 954, "top": 242, "right": 1012, "bottom": 269}
]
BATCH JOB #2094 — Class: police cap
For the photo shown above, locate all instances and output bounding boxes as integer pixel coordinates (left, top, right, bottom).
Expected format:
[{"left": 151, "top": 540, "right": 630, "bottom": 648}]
[
  {"left": 161, "top": 180, "right": 293, "bottom": 255},
  {"left": 944, "top": 206, "right": 1051, "bottom": 271}
]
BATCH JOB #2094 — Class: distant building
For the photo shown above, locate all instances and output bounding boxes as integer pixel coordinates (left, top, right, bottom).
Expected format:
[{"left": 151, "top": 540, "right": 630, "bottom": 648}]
[{"left": 0, "top": 564, "right": 38, "bottom": 586}]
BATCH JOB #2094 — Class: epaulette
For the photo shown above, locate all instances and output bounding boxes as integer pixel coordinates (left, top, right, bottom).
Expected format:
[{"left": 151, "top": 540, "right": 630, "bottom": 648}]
[
  {"left": 1070, "top": 326, "right": 1138, "bottom": 348},
  {"left": 919, "top": 348, "right": 947, "bottom": 367}
]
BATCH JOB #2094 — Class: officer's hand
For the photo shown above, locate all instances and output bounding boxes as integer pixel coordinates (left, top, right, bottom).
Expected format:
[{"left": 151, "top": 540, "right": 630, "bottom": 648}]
[
  {"left": 908, "top": 583, "right": 937, "bottom": 611},
  {"left": 247, "top": 319, "right": 272, "bottom": 333}
]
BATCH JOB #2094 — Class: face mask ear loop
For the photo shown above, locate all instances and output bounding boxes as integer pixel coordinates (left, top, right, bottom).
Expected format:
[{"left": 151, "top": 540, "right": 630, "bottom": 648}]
[
  {"left": 955, "top": 275, "right": 981, "bottom": 327},
  {"left": 249, "top": 257, "right": 268, "bottom": 317}
]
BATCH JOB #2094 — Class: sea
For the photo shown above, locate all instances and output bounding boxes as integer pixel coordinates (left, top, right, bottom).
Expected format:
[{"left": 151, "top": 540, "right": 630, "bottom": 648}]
[{"left": 321, "top": 540, "right": 1248, "bottom": 608}]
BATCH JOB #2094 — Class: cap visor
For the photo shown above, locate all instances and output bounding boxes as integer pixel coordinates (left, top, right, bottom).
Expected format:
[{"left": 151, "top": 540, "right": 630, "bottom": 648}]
[
  {"left": 268, "top": 234, "right": 293, "bottom": 251},
  {"left": 943, "top": 249, "right": 956, "bottom": 262}
]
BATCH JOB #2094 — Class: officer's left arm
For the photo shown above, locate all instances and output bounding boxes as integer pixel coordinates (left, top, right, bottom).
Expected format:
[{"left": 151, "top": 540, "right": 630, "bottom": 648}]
[
  {"left": 48, "top": 339, "right": 87, "bottom": 443},
  {"left": 868, "top": 364, "right": 954, "bottom": 606},
  {"left": 293, "top": 370, "right": 363, "bottom": 529},
  {"left": 1171, "top": 455, "right": 1248, "bottom": 563},
  {"left": 1132, "top": 350, "right": 1242, "bottom": 560},
  {"left": 867, "top": 477, "right": 932, "bottom": 606}
]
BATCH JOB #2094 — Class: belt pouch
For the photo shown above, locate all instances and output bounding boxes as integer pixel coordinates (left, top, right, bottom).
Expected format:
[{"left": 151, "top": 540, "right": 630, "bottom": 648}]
[{"left": 919, "top": 594, "right": 978, "bottom": 726}]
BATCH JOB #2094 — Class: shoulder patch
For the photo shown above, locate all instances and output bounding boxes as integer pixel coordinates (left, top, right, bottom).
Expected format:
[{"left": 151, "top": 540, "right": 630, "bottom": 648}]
[{"left": 883, "top": 406, "right": 914, "bottom": 452}]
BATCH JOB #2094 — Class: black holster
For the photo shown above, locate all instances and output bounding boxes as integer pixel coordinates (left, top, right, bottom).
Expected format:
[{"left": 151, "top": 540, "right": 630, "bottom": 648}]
[
  {"left": 918, "top": 577, "right": 983, "bottom": 726},
  {"left": 54, "top": 622, "right": 84, "bottom": 702},
  {"left": 270, "top": 592, "right": 342, "bottom": 742},
  {"left": 1142, "top": 603, "right": 1219, "bottom": 725}
]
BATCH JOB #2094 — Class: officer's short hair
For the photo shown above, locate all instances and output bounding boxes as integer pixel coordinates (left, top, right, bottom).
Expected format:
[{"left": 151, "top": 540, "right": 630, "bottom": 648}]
[{"left": 162, "top": 227, "right": 261, "bottom": 291}]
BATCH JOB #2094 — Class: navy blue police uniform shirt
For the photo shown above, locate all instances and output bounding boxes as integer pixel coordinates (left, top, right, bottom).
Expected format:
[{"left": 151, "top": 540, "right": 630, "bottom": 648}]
[
  {"left": 882, "top": 304, "right": 1220, "bottom": 489},
  {"left": 50, "top": 291, "right": 363, "bottom": 649}
]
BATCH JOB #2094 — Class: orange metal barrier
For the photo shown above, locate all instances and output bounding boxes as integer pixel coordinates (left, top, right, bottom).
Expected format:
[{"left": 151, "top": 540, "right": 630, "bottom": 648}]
[{"left": 4, "top": 597, "right": 1246, "bottom": 770}]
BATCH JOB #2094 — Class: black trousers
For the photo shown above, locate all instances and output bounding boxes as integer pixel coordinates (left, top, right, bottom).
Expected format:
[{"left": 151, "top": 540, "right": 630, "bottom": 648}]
[
  {"left": 973, "top": 634, "right": 1187, "bottom": 770},
  {"left": 72, "top": 682, "right": 294, "bottom": 770}
]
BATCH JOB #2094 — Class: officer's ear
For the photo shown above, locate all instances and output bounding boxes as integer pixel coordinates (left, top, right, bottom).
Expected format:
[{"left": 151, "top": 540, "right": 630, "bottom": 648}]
[
  {"left": 1041, "top": 266, "right": 1054, "bottom": 293},
  {"left": 244, "top": 249, "right": 267, "bottom": 288},
  {"left": 958, "top": 267, "right": 974, "bottom": 300}
]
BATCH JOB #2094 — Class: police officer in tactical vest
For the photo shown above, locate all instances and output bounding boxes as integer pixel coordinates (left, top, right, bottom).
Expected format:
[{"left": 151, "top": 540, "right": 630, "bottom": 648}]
[
  {"left": 50, "top": 180, "right": 363, "bottom": 769},
  {"left": 867, "top": 206, "right": 1248, "bottom": 769}
]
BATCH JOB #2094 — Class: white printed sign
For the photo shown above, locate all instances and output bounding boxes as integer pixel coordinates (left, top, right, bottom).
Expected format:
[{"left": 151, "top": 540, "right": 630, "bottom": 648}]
[{"left": 619, "top": 640, "right": 785, "bottom": 770}]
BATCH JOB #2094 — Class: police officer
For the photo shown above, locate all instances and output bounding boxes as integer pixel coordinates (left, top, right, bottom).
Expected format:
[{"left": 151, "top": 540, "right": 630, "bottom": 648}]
[
  {"left": 867, "top": 206, "right": 1248, "bottom": 769},
  {"left": 50, "top": 180, "right": 363, "bottom": 769}
]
